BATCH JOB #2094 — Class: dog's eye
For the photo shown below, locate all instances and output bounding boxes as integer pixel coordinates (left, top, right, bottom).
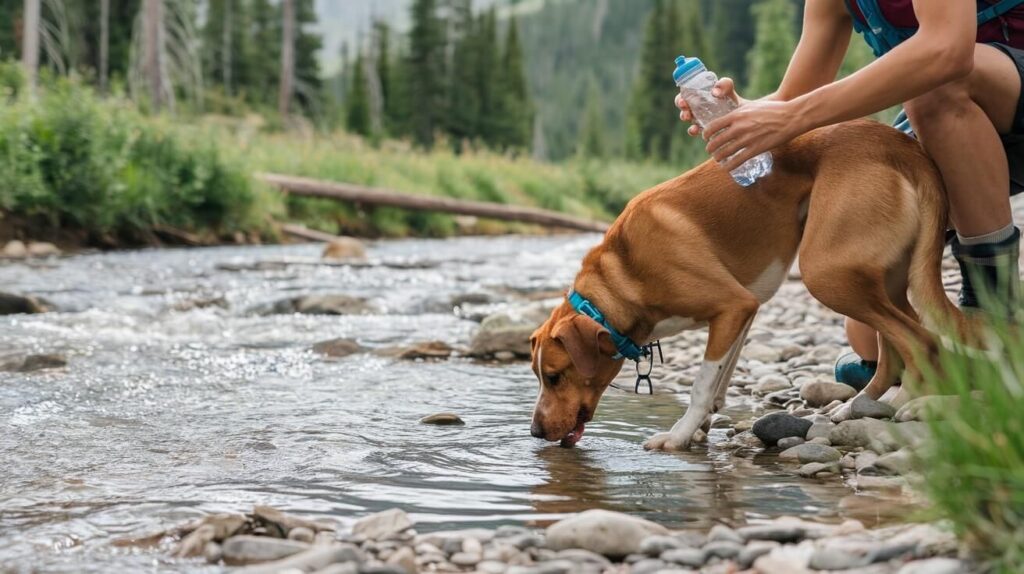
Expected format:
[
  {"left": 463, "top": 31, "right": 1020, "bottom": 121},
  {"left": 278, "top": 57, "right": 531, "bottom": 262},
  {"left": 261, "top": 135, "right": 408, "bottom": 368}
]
[{"left": 545, "top": 373, "right": 560, "bottom": 387}]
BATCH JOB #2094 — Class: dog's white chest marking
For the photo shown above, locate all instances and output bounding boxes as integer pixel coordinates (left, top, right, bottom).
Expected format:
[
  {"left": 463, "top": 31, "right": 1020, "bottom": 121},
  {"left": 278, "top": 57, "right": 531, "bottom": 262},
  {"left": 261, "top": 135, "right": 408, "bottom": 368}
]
[
  {"left": 745, "top": 259, "right": 789, "bottom": 303},
  {"left": 649, "top": 316, "right": 702, "bottom": 341}
]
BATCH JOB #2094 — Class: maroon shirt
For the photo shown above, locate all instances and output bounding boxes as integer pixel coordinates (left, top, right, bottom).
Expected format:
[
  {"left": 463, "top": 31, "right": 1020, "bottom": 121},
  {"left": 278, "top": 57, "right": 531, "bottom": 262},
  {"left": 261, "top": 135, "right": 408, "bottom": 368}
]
[{"left": 848, "top": 0, "right": 1024, "bottom": 48}]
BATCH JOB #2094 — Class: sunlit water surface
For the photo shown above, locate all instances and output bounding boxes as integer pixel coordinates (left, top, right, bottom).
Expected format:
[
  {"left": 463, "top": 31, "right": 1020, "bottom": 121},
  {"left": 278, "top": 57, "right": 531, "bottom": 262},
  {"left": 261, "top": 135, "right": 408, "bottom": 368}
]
[{"left": 0, "top": 235, "right": 853, "bottom": 572}]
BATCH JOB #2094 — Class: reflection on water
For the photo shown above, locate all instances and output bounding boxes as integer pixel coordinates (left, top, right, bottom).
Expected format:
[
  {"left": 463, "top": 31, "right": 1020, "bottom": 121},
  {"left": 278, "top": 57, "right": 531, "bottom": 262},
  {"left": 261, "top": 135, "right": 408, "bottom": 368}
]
[{"left": 0, "top": 236, "right": 852, "bottom": 571}]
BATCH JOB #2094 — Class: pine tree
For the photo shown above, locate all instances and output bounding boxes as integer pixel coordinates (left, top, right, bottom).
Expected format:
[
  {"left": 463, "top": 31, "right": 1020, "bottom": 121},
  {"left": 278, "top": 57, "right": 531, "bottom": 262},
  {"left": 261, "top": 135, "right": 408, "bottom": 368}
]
[
  {"left": 710, "top": 0, "right": 756, "bottom": 86},
  {"left": 293, "top": 0, "right": 322, "bottom": 114},
  {"left": 374, "top": 19, "right": 393, "bottom": 133},
  {"left": 346, "top": 51, "right": 371, "bottom": 137},
  {"left": 407, "top": 0, "right": 446, "bottom": 147},
  {"left": 495, "top": 17, "right": 532, "bottom": 150},
  {"left": 473, "top": 8, "right": 500, "bottom": 146},
  {"left": 445, "top": 0, "right": 478, "bottom": 149},
  {"left": 746, "top": 0, "right": 797, "bottom": 97},
  {"left": 578, "top": 78, "right": 607, "bottom": 159}
]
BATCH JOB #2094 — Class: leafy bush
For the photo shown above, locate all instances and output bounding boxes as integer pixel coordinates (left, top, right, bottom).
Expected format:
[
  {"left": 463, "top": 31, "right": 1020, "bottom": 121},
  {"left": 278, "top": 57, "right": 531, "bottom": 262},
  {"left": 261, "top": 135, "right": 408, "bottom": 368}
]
[
  {"left": 918, "top": 315, "right": 1024, "bottom": 573},
  {"left": 0, "top": 77, "right": 260, "bottom": 243}
]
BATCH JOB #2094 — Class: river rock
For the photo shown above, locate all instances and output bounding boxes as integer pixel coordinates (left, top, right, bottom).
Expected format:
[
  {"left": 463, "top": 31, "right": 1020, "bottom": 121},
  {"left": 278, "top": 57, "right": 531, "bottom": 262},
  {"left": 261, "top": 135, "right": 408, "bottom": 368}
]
[
  {"left": 254, "top": 505, "right": 333, "bottom": 536},
  {"left": 829, "top": 419, "right": 890, "bottom": 448},
  {"left": 352, "top": 509, "right": 413, "bottom": 541},
  {"left": 639, "top": 535, "right": 683, "bottom": 556},
  {"left": 27, "top": 241, "right": 60, "bottom": 257},
  {"left": 419, "top": 413, "right": 465, "bottom": 426},
  {"left": 0, "top": 292, "right": 51, "bottom": 315},
  {"left": 895, "top": 395, "right": 958, "bottom": 422},
  {"left": 630, "top": 558, "right": 667, "bottom": 574},
  {"left": 0, "top": 353, "right": 67, "bottom": 373},
  {"left": 469, "top": 301, "right": 555, "bottom": 358},
  {"left": 753, "top": 375, "right": 791, "bottom": 396},
  {"left": 808, "top": 547, "right": 869, "bottom": 571},
  {"left": 702, "top": 541, "right": 742, "bottom": 560},
  {"left": 545, "top": 509, "right": 669, "bottom": 558},
  {"left": 2, "top": 240, "right": 27, "bottom": 258},
  {"left": 800, "top": 381, "right": 857, "bottom": 407},
  {"left": 779, "top": 443, "right": 842, "bottom": 464},
  {"left": 745, "top": 343, "right": 782, "bottom": 363},
  {"left": 898, "top": 558, "right": 966, "bottom": 574},
  {"left": 322, "top": 237, "right": 367, "bottom": 261},
  {"left": 312, "top": 338, "right": 365, "bottom": 358},
  {"left": 777, "top": 437, "right": 804, "bottom": 450},
  {"left": 660, "top": 547, "right": 706, "bottom": 568},
  {"left": 294, "top": 295, "right": 375, "bottom": 315},
  {"left": 236, "top": 544, "right": 362, "bottom": 574},
  {"left": 707, "top": 524, "right": 743, "bottom": 545},
  {"left": 377, "top": 341, "right": 454, "bottom": 361},
  {"left": 288, "top": 527, "right": 315, "bottom": 543},
  {"left": 752, "top": 412, "right": 813, "bottom": 446},
  {"left": 849, "top": 394, "right": 897, "bottom": 420},
  {"left": 874, "top": 448, "right": 913, "bottom": 475},
  {"left": 221, "top": 535, "right": 310, "bottom": 565},
  {"left": 805, "top": 422, "right": 834, "bottom": 441},
  {"left": 553, "top": 548, "right": 612, "bottom": 567},
  {"left": 204, "top": 541, "right": 223, "bottom": 563},
  {"left": 737, "top": 524, "right": 805, "bottom": 544},
  {"left": 737, "top": 542, "right": 778, "bottom": 568},
  {"left": 797, "top": 462, "right": 839, "bottom": 477}
]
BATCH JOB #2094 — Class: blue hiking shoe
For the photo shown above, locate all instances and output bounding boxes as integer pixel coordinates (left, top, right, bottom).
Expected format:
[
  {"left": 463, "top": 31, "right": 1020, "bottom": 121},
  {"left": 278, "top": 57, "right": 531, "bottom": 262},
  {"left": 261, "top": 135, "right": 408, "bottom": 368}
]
[{"left": 834, "top": 351, "right": 877, "bottom": 392}]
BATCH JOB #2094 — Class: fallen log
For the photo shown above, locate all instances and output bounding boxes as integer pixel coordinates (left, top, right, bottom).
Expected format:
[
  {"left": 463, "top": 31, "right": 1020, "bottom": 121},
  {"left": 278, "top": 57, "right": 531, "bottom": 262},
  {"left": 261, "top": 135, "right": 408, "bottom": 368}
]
[
  {"left": 258, "top": 173, "right": 610, "bottom": 233},
  {"left": 279, "top": 223, "right": 341, "bottom": 243}
]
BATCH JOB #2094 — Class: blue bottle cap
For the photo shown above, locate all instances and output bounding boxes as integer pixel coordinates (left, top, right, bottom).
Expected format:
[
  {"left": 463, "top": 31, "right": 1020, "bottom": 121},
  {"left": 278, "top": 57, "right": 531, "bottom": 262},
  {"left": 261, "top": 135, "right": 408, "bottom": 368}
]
[{"left": 673, "top": 55, "right": 706, "bottom": 85}]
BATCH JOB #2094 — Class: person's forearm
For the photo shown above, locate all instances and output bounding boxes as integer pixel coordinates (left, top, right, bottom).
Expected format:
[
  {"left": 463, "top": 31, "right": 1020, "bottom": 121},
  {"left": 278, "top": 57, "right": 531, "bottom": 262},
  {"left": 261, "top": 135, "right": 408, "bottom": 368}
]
[{"left": 790, "top": 33, "right": 973, "bottom": 132}]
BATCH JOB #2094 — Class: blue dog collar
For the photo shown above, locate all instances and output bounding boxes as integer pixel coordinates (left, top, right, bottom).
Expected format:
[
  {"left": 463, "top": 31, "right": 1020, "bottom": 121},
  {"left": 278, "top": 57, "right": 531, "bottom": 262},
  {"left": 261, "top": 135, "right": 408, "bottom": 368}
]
[{"left": 567, "top": 289, "right": 644, "bottom": 361}]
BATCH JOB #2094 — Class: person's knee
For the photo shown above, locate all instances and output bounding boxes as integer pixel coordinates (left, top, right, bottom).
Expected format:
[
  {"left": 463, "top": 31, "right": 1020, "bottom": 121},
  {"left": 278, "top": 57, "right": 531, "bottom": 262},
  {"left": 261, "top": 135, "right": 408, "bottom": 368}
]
[{"left": 905, "top": 79, "right": 973, "bottom": 128}]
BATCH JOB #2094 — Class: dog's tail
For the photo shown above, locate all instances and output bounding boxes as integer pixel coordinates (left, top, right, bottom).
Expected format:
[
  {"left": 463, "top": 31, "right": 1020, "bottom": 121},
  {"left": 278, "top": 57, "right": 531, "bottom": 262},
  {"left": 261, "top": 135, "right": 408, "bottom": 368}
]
[{"left": 906, "top": 156, "right": 974, "bottom": 342}]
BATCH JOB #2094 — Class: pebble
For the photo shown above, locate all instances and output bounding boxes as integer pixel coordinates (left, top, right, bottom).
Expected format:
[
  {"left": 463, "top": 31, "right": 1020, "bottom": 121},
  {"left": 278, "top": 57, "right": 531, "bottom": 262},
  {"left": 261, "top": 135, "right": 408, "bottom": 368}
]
[
  {"left": 706, "top": 524, "right": 743, "bottom": 545},
  {"left": 776, "top": 436, "right": 804, "bottom": 450},
  {"left": 419, "top": 412, "right": 465, "bottom": 425},
  {"left": 874, "top": 448, "right": 914, "bottom": 475},
  {"left": 352, "top": 509, "right": 413, "bottom": 541},
  {"left": 897, "top": 558, "right": 966, "bottom": 574},
  {"left": 220, "top": 535, "right": 310, "bottom": 565},
  {"left": 702, "top": 541, "right": 742, "bottom": 560},
  {"left": 203, "top": 541, "right": 222, "bottom": 564},
  {"left": 660, "top": 548, "right": 705, "bottom": 568},
  {"left": 450, "top": 551, "right": 482, "bottom": 567},
  {"left": 477, "top": 560, "right": 509, "bottom": 574},
  {"left": 752, "top": 375, "right": 791, "bottom": 395},
  {"left": 629, "top": 558, "right": 666, "bottom": 574},
  {"left": 737, "top": 542, "right": 778, "bottom": 568},
  {"left": 312, "top": 338, "right": 365, "bottom": 358},
  {"left": 849, "top": 394, "right": 897, "bottom": 420},
  {"left": 800, "top": 381, "right": 857, "bottom": 407},
  {"left": 829, "top": 419, "right": 890, "bottom": 448},
  {"left": 805, "top": 422, "right": 834, "bottom": 440},
  {"left": 737, "top": 525, "right": 805, "bottom": 544},
  {"left": 385, "top": 546, "right": 416, "bottom": 574},
  {"left": 808, "top": 547, "right": 869, "bottom": 570},
  {"left": 288, "top": 527, "right": 315, "bottom": 543},
  {"left": 797, "top": 462, "right": 840, "bottom": 477},
  {"left": 744, "top": 343, "right": 782, "bottom": 363},
  {"left": 752, "top": 412, "right": 813, "bottom": 446},
  {"left": 639, "top": 535, "right": 682, "bottom": 556},
  {"left": 544, "top": 509, "right": 668, "bottom": 558}
]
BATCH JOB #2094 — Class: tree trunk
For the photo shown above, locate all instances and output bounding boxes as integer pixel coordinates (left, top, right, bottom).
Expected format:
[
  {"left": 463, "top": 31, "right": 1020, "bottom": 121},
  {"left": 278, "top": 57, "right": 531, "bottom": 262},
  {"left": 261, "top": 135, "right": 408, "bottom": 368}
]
[
  {"left": 143, "top": 0, "right": 164, "bottom": 111},
  {"left": 278, "top": 0, "right": 295, "bottom": 120},
  {"left": 222, "top": 0, "right": 232, "bottom": 96},
  {"left": 21, "top": 0, "right": 40, "bottom": 95},
  {"left": 100, "top": 0, "right": 110, "bottom": 93}
]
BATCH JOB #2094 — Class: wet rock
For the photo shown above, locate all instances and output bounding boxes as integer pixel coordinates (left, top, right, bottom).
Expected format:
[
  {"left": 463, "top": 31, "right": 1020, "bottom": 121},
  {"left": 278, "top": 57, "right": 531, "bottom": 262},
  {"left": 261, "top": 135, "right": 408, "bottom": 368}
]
[
  {"left": 322, "top": 237, "right": 367, "bottom": 261},
  {"left": 722, "top": 430, "right": 765, "bottom": 450},
  {"left": 850, "top": 394, "right": 897, "bottom": 420},
  {"left": 0, "top": 292, "right": 52, "bottom": 315},
  {"left": 469, "top": 301, "right": 556, "bottom": 358},
  {"left": 797, "top": 461, "right": 839, "bottom": 477},
  {"left": 288, "top": 527, "right": 315, "bottom": 543},
  {"left": 0, "top": 353, "right": 67, "bottom": 373},
  {"left": 237, "top": 545, "right": 362, "bottom": 574},
  {"left": 312, "top": 339, "right": 366, "bottom": 358},
  {"left": 752, "top": 412, "right": 813, "bottom": 446},
  {"left": 707, "top": 524, "right": 743, "bottom": 545},
  {"left": 204, "top": 541, "right": 223, "bottom": 564},
  {"left": 800, "top": 381, "right": 857, "bottom": 407},
  {"left": 254, "top": 505, "right": 334, "bottom": 536},
  {"left": 377, "top": 341, "right": 454, "bottom": 361},
  {"left": 808, "top": 547, "right": 869, "bottom": 570},
  {"left": 702, "top": 541, "right": 742, "bottom": 560},
  {"left": 419, "top": 413, "right": 465, "bottom": 426},
  {"left": 414, "top": 528, "right": 495, "bottom": 549},
  {"left": 897, "top": 558, "right": 965, "bottom": 574},
  {"left": 294, "top": 295, "right": 375, "bottom": 316},
  {"left": 829, "top": 419, "right": 890, "bottom": 448},
  {"left": 660, "top": 547, "right": 705, "bottom": 568},
  {"left": 221, "top": 535, "right": 310, "bottom": 565},
  {"left": 874, "top": 448, "right": 914, "bottom": 476},
  {"left": 639, "top": 535, "right": 684, "bottom": 556},
  {"left": 352, "top": 509, "right": 413, "bottom": 541},
  {"left": 752, "top": 375, "right": 791, "bottom": 396},
  {"left": 745, "top": 343, "right": 782, "bottom": 363},
  {"left": 173, "top": 514, "right": 248, "bottom": 557},
  {"left": 777, "top": 436, "right": 804, "bottom": 450},
  {"left": 840, "top": 453, "right": 857, "bottom": 470},
  {"left": 737, "top": 524, "right": 805, "bottom": 544},
  {"left": 544, "top": 509, "right": 669, "bottom": 558},
  {"left": 779, "top": 443, "right": 842, "bottom": 464}
]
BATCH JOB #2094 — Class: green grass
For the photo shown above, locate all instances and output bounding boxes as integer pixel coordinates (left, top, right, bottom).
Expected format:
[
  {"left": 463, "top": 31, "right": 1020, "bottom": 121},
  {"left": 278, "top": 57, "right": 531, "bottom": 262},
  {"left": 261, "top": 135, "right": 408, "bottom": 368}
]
[{"left": 917, "top": 313, "right": 1024, "bottom": 573}]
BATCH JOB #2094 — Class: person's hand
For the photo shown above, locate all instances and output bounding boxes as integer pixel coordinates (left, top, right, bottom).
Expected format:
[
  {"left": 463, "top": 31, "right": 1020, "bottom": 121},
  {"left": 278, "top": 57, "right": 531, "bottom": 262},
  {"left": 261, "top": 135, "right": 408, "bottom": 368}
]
[
  {"left": 675, "top": 77, "right": 743, "bottom": 137},
  {"left": 703, "top": 99, "right": 806, "bottom": 172}
]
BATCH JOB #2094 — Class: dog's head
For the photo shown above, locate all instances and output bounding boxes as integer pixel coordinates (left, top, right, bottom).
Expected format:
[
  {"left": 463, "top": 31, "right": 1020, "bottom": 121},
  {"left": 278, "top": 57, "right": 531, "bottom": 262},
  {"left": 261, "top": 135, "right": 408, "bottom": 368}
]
[{"left": 529, "top": 303, "right": 624, "bottom": 447}]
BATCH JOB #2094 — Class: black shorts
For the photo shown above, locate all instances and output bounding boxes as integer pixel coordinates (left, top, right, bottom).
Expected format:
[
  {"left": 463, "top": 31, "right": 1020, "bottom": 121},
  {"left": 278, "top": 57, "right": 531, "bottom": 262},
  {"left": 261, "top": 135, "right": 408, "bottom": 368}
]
[{"left": 990, "top": 43, "right": 1024, "bottom": 196}]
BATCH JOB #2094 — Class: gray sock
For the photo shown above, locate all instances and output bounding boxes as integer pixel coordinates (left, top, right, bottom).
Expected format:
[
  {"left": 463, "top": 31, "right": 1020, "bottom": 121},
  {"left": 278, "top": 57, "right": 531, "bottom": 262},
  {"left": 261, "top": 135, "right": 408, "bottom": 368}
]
[{"left": 957, "top": 223, "right": 1017, "bottom": 246}]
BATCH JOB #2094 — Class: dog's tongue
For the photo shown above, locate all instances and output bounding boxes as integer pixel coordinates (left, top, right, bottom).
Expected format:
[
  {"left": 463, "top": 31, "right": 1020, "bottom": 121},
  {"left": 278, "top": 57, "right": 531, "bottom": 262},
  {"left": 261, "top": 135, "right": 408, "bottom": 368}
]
[{"left": 559, "top": 421, "right": 586, "bottom": 448}]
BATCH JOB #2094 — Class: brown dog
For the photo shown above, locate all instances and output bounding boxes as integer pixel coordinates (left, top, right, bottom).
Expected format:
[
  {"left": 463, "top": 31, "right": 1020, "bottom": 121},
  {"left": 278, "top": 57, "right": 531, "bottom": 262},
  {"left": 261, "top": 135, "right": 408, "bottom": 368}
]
[{"left": 529, "top": 120, "right": 962, "bottom": 451}]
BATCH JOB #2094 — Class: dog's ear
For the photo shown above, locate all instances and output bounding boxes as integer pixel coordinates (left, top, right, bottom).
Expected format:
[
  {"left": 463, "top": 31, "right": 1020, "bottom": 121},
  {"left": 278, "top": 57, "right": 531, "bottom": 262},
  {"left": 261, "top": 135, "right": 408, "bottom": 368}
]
[{"left": 552, "top": 315, "right": 616, "bottom": 379}]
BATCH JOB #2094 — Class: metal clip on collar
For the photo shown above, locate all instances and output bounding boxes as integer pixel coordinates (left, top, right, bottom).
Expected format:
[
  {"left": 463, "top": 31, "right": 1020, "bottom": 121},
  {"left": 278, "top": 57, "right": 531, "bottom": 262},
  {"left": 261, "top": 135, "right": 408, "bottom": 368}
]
[{"left": 634, "top": 340, "right": 664, "bottom": 394}]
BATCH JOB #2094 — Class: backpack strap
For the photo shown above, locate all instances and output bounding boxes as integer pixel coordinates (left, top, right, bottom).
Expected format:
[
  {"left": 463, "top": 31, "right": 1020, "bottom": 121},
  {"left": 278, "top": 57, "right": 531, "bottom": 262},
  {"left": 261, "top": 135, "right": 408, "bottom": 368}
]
[
  {"left": 845, "top": 0, "right": 915, "bottom": 57},
  {"left": 978, "top": 0, "right": 1024, "bottom": 25}
]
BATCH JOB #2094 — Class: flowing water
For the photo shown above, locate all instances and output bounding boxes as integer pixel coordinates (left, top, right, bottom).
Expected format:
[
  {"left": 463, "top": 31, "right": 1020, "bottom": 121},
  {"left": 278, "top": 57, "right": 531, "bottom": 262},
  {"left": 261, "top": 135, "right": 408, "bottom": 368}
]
[{"left": 0, "top": 235, "right": 855, "bottom": 572}]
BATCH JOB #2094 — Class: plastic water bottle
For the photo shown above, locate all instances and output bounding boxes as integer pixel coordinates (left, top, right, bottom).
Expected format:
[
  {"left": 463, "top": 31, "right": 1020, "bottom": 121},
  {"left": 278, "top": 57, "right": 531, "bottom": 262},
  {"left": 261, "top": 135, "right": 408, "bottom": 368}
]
[{"left": 673, "top": 55, "right": 773, "bottom": 186}]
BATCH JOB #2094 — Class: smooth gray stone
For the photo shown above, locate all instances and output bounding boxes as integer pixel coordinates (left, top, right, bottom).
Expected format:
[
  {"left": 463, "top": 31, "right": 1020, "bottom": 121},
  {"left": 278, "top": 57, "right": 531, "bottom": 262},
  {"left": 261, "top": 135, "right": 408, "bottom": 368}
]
[
  {"left": 660, "top": 547, "right": 706, "bottom": 568},
  {"left": 221, "top": 536, "right": 310, "bottom": 565},
  {"left": 631, "top": 559, "right": 668, "bottom": 574},
  {"left": 639, "top": 535, "right": 683, "bottom": 556},
  {"left": 752, "top": 412, "right": 813, "bottom": 446},
  {"left": 779, "top": 443, "right": 842, "bottom": 464},
  {"left": 850, "top": 394, "right": 897, "bottom": 420},
  {"left": 702, "top": 541, "right": 742, "bottom": 560},
  {"left": 737, "top": 525, "right": 806, "bottom": 543},
  {"left": 809, "top": 547, "right": 870, "bottom": 571}
]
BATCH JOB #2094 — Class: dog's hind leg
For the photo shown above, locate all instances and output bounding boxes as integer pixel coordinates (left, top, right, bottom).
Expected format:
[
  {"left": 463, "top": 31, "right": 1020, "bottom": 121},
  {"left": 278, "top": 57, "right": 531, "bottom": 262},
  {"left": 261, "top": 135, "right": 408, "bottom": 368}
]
[{"left": 643, "top": 297, "right": 758, "bottom": 452}]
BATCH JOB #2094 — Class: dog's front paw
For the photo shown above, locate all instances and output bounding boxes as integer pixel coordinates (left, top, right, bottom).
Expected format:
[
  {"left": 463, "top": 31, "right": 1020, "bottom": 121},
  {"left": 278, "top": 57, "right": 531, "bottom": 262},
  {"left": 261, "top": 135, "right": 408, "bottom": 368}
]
[{"left": 643, "top": 432, "right": 692, "bottom": 452}]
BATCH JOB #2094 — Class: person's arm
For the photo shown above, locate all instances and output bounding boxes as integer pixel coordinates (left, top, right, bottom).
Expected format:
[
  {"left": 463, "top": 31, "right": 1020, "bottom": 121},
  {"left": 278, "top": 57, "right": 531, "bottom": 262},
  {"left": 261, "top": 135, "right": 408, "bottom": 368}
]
[
  {"left": 705, "top": 0, "right": 976, "bottom": 172},
  {"left": 678, "top": 0, "right": 852, "bottom": 133}
]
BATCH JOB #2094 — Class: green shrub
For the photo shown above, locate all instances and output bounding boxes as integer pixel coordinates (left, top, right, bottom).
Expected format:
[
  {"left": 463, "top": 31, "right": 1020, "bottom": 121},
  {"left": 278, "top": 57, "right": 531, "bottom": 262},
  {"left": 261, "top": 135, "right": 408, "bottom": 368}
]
[
  {"left": 0, "top": 78, "right": 260, "bottom": 242},
  {"left": 917, "top": 315, "right": 1024, "bottom": 573}
]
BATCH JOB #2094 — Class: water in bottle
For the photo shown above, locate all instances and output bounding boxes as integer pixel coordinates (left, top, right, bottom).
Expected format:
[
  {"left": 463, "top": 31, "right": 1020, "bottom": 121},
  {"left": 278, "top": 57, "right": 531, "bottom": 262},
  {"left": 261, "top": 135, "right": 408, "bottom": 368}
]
[{"left": 673, "top": 55, "right": 773, "bottom": 186}]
